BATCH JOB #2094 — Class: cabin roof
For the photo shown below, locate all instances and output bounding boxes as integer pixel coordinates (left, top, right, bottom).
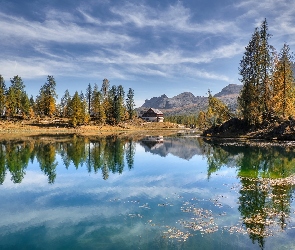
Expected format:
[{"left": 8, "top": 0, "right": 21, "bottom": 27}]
[
  {"left": 142, "top": 108, "right": 163, "bottom": 116},
  {"left": 149, "top": 108, "right": 163, "bottom": 114}
]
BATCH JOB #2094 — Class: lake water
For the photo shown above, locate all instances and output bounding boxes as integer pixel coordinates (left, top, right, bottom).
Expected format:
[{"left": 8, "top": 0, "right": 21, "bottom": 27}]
[{"left": 1, "top": 135, "right": 295, "bottom": 249}]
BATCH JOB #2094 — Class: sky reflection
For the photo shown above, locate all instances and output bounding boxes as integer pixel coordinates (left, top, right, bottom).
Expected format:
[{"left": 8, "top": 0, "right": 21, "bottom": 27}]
[{"left": 1, "top": 136, "right": 295, "bottom": 249}]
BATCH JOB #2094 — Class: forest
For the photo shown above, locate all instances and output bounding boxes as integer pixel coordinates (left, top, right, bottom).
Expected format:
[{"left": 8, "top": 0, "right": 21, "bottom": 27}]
[{"left": 0, "top": 76, "right": 135, "bottom": 127}]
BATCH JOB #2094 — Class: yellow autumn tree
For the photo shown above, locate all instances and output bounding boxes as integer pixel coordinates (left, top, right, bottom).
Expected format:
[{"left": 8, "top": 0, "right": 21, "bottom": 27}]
[
  {"left": 68, "top": 91, "right": 89, "bottom": 127},
  {"left": 206, "top": 90, "right": 231, "bottom": 126},
  {"left": 36, "top": 75, "right": 57, "bottom": 117},
  {"left": 272, "top": 43, "right": 295, "bottom": 118},
  {"left": 197, "top": 110, "right": 207, "bottom": 130}
]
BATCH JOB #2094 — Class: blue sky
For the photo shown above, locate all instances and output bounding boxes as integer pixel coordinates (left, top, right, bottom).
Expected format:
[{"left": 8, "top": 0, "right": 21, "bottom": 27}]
[{"left": 1, "top": 0, "right": 295, "bottom": 106}]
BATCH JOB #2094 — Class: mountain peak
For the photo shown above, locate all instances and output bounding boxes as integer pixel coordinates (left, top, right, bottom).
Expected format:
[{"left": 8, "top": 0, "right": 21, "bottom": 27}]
[{"left": 214, "top": 84, "right": 242, "bottom": 97}]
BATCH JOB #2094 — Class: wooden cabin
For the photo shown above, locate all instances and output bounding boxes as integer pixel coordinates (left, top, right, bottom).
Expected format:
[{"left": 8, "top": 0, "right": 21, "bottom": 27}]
[{"left": 141, "top": 108, "right": 164, "bottom": 122}]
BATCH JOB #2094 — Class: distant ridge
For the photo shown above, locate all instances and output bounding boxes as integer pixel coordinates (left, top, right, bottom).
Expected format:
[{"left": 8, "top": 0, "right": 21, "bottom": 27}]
[{"left": 138, "top": 84, "right": 242, "bottom": 116}]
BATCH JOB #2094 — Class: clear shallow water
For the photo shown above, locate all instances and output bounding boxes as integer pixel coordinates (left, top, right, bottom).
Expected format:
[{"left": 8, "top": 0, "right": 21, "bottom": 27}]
[{"left": 1, "top": 135, "right": 295, "bottom": 249}]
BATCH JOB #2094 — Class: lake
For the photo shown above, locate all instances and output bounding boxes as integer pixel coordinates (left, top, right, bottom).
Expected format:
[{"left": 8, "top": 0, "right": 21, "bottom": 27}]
[{"left": 1, "top": 135, "right": 295, "bottom": 249}]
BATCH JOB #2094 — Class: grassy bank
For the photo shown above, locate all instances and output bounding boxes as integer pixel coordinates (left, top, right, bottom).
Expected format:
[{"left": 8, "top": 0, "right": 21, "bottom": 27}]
[{"left": 0, "top": 118, "right": 184, "bottom": 140}]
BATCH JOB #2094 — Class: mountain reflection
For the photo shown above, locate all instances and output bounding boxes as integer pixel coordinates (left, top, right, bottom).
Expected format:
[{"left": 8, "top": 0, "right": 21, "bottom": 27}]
[
  {"left": 140, "top": 137, "right": 204, "bottom": 160},
  {"left": 0, "top": 136, "right": 136, "bottom": 184},
  {"left": 202, "top": 140, "right": 295, "bottom": 249}
]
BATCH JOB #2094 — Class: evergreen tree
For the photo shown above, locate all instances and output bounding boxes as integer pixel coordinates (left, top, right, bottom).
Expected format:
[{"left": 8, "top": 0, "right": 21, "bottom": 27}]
[
  {"left": 60, "top": 89, "right": 71, "bottom": 117},
  {"left": 21, "top": 92, "right": 30, "bottom": 117},
  {"left": 29, "top": 95, "right": 35, "bottom": 118},
  {"left": 0, "top": 75, "right": 6, "bottom": 116},
  {"left": 6, "top": 75, "right": 27, "bottom": 117},
  {"left": 86, "top": 83, "right": 92, "bottom": 115},
  {"left": 239, "top": 19, "right": 274, "bottom": 125},
  {"left": 258, "top": 19, "right": 273, "bottom": 117},
  {"left": 105, "top": 85, "right": 117, "bottom": 124},
  {"left": 126, "top": 88, "right": 135, "bottom": 120},
  {"left": 115, "top": 85, "right": 125, "bottom": 123},
  {"left": 239, "top": 28, "right": 261, "bottom": 125},
  {"left": 101, "top": 78, "right": 110, "bottom": 99},
  {"left": 91, "top": 84, "right": 105, "bottom": 124}
]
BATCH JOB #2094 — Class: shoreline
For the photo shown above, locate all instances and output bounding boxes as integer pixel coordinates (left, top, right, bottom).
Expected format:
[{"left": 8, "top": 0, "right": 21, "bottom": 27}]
[{"left": 0, "top": 121, "right": 183, "bottom": 140}]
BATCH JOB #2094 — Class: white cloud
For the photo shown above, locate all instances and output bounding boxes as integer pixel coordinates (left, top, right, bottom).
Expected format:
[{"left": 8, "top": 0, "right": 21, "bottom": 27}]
[
  {"left": 110, "top": 2, "right": 239, "bottom": 35},
  {"left": 0, "top": 12, "right": 133, "bottom": 47}
]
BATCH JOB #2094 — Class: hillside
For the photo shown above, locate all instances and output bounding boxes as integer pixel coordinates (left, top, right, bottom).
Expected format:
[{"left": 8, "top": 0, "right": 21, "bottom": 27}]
[{"left": 138, "top": 84, "right": 242, "bottom": 116}]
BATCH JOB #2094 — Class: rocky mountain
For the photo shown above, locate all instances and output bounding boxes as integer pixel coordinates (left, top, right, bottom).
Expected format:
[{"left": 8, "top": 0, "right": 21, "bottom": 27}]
[
  {"left": 138, "top": 84, "right": 242, "bottom": 116},
  {"left": 214, "top": 84, "right": 242, "bottom": 97}
]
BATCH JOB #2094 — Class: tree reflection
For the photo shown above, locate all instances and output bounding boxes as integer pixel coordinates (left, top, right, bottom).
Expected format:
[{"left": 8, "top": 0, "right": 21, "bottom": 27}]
[
  {"left": 0, "top": 136, "right": 135, "bottom": 184},
  {"left": 0, "top": 144, "right": 6, "bottom": 184},
  {"left": 202, "top": 141, "right": 295, "bottom": 249},
  {"left": 35, "top": 143, "right": 58, "bottom": 184},
  {"left": 6, "top": 141, "right": 32, "bottom": 183},
  {"left": 125, "top": 139, "right": 136, "bottom": 170}
]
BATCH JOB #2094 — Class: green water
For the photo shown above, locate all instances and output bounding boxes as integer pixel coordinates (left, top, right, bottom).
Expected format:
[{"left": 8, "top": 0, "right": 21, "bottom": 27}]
[{"left": 1, "top": 135, "right": 295, "bottom": 249}]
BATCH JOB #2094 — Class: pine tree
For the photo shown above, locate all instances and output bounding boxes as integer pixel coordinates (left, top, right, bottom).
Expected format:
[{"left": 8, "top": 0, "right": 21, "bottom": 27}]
[
  {"left": 6, "top": 75, "right": 27, "bottom": 117},
  {"left": 238, "top": 28, "right": 260, "bottom": 125},
  {"left": 239, "top": 19, "right": 273, "bottom": 125},
  {"left": 86, "top": 83, "right": 92, "bottom": 115},
  {"left": 91, "top": 84, "right": 105, "bottom": 124},
  {"left": 105, "top": 85, "right": 117, "bottom": 124},
  {"left": 115, "top": 85, "right": 125, "bottom": 124},
  {"left": 21, "top": 92, "right": 30, "bottom": 117},
  {"left": 258, "top": 19, "right": 273, "bottom": 119},
  {"left": 126, "top": 88, "right": 135, "bottom": 120},
  {"left": 101, "top": 78, "right": 110, "bottom": 99},
  {"left": 0, "top": 75, "right": 6, "bottom": 116},
  {"left": 60, "top": 89, "right": 71, "bottom": 117}
]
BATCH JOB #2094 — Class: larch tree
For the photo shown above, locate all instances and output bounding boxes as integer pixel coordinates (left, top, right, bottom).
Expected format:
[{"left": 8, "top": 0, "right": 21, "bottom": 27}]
[
  {"left": 272, "top": 43, "right": 295, "bottom": 118},
  {"left": 197, "top": 111, "right": 207, "bottom": 130},
  {"left": 206, "top": 90, "right": 231, "bottom": 126},
  {"left": 36, "top": 75, "right": 58, "bottom": 117},
  {"left": 68, "top": 91, "right": 87, "bottom": 127}
]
